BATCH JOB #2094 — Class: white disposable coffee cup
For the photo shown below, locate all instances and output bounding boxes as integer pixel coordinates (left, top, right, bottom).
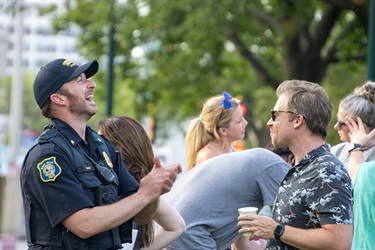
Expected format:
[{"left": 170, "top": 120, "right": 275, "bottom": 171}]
[{"left": 238, "top": 207, "right": 258, "bottom": 236}]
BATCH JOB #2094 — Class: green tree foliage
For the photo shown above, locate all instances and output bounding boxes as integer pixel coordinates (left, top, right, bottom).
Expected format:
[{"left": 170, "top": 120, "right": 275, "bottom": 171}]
[{"left": 45, "top": 0, "right": 368, "bottom": 146}]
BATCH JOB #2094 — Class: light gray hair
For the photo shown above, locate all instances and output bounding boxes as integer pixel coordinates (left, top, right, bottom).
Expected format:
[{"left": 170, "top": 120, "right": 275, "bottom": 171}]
[{"left": 339, "top": 81, "right": 375, "bottom": 129}]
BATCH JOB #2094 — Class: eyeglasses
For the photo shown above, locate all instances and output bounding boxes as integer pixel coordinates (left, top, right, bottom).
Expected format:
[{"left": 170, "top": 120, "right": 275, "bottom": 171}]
[
  {"left": 271, "top": 109, "right": 295, "bottom": 121},
  {"left": 337, "top": 121, "right": 346, "bottom": 129},
  {"left": 223, "top": 91, "right": 233, "bottom": 109},
  {"left": 336, "top": 117, "right": 346, "bottom": 130}
]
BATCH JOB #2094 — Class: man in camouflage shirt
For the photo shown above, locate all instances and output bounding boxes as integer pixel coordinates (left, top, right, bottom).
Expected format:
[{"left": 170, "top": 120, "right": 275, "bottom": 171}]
[{"left": 238, "top": 80, "right": 353, "bottom": 250}]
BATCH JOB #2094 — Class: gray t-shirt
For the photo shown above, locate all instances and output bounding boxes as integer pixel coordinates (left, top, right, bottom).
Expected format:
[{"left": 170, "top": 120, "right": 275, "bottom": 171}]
[
  {"left": 330, "top": 142, "right": 375, "bottom": 167},
  {"left": 164, "top": 148, "right": 289, "bottom": 250}
]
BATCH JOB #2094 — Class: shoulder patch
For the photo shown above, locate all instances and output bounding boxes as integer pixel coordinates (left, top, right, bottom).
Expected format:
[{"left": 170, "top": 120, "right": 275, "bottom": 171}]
[{"left": 37, "top": 156, "right": 62, "bottom": 182}]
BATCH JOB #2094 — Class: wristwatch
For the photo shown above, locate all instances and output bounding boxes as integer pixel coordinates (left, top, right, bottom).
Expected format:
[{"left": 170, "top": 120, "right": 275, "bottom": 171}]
[
  {"left": 348, "top": 143, "right": 362, "bottom": 154},
  {"left": 274, "top": 224, "right": 285, "bottom": 240}
]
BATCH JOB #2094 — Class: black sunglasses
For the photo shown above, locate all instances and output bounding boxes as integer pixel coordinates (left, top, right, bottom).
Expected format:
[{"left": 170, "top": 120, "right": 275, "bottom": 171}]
[
  {"left": 271, "top": 109, "right": 295, "bottom": 121},
  {"left": 337, "top": 118, "right": 371, "bottom": 130},
  {"left": 337, "top": 120, "right": 346, "bottom": 130},
  {"left": 336, "top": 115, "right": 347, "bottom": 130},
  {"left": 336, "top": 115, "right": 346, "bottom": 130}
]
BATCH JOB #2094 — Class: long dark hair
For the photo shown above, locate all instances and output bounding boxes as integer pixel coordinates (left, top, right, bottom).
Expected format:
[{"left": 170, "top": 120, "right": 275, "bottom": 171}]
[{"left": 98, "top": 116, "right": 154, "bottom": 247}]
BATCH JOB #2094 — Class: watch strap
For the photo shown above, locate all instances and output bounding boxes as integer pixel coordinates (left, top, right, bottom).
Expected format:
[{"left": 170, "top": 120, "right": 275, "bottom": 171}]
[
  {"left": 348, "top": 143, "right": 362, "bottom": 154},
  {"left": 274, "top": 224, "right": 285, "bottom": 240}
]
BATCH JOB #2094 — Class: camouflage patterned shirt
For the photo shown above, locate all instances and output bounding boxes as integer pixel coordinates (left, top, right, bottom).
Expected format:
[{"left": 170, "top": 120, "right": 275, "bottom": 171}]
[{"left": 267, "top": 144, "right": 353, "bottom": 250}]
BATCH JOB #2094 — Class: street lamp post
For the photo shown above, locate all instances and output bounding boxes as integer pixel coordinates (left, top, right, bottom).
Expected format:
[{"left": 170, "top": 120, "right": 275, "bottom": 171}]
[
  {"left": 368, "top": 0, "right": 375, "bottom": 80},
  {"left": 1, "top": 0, "right": 24, "bottom": 246},
  {"left": 105, "top": 3, "right": 115, "bottom": 117}
]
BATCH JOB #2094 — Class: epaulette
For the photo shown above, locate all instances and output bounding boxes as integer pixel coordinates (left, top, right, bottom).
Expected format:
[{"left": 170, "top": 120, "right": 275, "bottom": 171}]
[{"left": 38, "top": 125, "right": 60, "bottom": 144}]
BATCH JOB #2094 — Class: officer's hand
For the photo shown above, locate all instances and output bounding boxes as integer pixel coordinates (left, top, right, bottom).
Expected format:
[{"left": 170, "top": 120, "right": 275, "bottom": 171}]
[{"left": 139, "top": 156, "right": 181, "bottom": 201}]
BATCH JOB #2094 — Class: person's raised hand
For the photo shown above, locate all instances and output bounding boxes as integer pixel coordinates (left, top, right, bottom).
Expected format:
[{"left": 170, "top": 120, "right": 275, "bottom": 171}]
[
  {"left": 138, "top": 156, "right": 181, "bottom": 202},
  {"left": 347, "top": 117, "right": 375, "bottom": 147}
]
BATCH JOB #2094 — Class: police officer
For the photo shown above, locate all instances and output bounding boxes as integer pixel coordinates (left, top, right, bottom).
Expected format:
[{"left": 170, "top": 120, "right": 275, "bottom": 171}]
[{"left": 20, "top": 58, "right": 181, "bottom": 250}]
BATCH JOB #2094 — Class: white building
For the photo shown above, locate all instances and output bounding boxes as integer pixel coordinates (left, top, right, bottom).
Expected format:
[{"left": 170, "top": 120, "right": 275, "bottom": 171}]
[
  {"left": 0, "top": 0, "right": 85, "bottom": 177},
  {"left": 0, "top": 0, "right": 84, "bottom": 76}
]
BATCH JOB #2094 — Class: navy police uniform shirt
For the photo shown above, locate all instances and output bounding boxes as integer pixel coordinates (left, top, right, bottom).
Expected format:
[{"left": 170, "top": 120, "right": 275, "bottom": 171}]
[{"left": 21, "top": 118, "right": 140, "bottom": 228}]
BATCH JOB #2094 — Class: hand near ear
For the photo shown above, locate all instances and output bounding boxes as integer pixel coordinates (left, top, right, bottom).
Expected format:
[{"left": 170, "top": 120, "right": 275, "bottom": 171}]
[{"left": 347, "top": 117, "right": 375, "bottom": 148}]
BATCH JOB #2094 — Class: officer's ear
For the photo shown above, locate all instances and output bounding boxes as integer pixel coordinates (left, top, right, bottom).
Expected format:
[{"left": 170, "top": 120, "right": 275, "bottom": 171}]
[{"left": 50, "top": 93, "right": 65, "bottom": 105}]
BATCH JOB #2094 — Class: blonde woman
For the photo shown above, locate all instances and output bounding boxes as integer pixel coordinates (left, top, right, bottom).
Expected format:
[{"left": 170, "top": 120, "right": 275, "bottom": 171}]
[
  {"left": 186, "top": 91, "right": 248, "bottom": 171},
  {"left": 99, "top": 116, "right": 186, "bottom": 250}
]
